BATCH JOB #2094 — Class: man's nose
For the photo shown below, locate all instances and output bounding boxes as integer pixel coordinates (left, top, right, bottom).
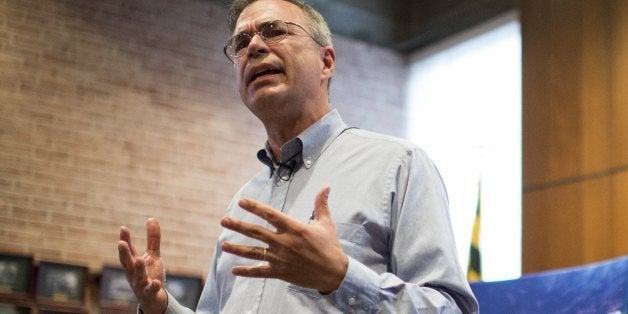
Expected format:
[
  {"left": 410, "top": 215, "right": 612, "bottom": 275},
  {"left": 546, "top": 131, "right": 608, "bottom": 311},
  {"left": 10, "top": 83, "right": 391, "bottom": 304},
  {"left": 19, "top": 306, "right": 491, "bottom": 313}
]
[{"left": 247, "top": 34, "right": 270, "bottom": 58}]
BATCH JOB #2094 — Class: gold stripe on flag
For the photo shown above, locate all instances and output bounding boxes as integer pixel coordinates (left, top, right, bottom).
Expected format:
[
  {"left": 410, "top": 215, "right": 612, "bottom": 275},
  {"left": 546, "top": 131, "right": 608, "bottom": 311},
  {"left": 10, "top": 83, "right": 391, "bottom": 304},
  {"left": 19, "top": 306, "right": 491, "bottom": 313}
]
[{"left": 467, "top": 186, "right": 482, "bottom": 282}]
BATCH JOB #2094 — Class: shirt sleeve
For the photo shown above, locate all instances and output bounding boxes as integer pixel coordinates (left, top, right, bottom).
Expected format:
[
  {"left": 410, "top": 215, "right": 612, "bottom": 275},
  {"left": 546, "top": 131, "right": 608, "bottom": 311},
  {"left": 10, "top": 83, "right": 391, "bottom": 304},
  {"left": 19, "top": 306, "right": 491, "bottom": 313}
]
[
  {"left": 163, "top": 290, "right": 196, "bottom": 314},
  {"left": 162, "top": 241, "right": 223, "bottom": 314},
  {"left": 135, "top": 290, "right": 195, "bottom": 314},
  {"left": 323, "top": 148, "right": 479, "bottom": 314}
]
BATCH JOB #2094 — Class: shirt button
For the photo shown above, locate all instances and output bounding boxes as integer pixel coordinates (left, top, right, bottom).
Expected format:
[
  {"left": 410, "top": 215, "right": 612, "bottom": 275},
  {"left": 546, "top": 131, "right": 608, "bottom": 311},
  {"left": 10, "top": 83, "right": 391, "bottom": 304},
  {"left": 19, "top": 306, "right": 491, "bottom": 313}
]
[
  {"left": 348, "top": 297, "right": 356, "bottom": 305},
  {"left": 304, "top": 156, "right": 312, "bottom": 166}
]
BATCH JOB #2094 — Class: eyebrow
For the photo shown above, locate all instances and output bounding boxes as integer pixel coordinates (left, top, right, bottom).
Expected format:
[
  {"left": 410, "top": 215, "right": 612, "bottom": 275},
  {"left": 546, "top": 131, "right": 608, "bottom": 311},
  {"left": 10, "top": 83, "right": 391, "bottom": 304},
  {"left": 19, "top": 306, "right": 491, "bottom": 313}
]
[
  {"left": 257, "top": 20, "right": 272, "bottom": 29},
  {"left": 234, "top": 20, "right": 274, "bottom": 36}
]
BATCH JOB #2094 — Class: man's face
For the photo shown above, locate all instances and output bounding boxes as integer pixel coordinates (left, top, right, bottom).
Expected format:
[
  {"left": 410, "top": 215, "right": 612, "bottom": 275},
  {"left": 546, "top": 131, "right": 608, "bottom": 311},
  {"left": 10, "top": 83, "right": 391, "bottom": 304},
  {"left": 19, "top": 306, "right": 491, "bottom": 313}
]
[{"left": 232, "top": 0, "right": 329, "bottom": 120}]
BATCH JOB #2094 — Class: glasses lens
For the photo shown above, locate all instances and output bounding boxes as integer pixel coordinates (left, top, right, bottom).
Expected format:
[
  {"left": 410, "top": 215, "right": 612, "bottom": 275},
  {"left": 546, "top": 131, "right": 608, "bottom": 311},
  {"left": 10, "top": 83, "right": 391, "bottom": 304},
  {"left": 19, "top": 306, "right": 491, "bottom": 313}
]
[
  {"left": 227, "top": 20, "right": 290, "bottom": 59},
  {"left": 261, "top": 20, "right": 288, "bottom": 43},
  {"left": 229, "top": 33, "right": 252, "bottom": 57}
]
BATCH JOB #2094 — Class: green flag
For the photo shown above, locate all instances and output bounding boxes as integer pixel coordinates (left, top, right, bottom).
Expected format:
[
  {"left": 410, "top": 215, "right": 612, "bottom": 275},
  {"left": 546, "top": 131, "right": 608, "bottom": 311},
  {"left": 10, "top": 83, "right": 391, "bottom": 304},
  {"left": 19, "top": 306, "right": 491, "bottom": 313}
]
[{"left": 467, "top": 185, "right": 482, "bottom": 282}]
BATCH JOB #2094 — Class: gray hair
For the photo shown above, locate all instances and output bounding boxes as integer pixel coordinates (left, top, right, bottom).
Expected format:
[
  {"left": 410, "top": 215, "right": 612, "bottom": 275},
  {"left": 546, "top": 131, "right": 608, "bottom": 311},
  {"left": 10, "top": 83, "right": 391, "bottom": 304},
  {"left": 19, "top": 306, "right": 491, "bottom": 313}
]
[{"left": 227, "top": 0, "right": 333, "bottom": 47}]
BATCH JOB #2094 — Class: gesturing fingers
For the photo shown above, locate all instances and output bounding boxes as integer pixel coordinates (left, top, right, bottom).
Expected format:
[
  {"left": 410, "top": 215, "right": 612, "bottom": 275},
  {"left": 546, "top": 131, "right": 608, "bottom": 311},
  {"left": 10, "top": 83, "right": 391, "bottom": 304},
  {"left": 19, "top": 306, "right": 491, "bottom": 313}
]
[
  {"left": 119, "top": 226, "right": 136, "bottom": 256},
  {"left": 237, "top": 198, "right": 296, "bottom": 232},
  {"left": 220, "top": 215, "right": 278, "bottom": 244},
  {"left": 221, "top": 242, "right": 270, "bottom": 262},
  {"left": 312, "top": 186, "right": 332, "bottom": 223},
  {"left": 133, "top": 258, "right": 149, "bottom": 293},
  {"left": 146, "top": 218, "right": 161, "bottom": 256},
  {"left": 231, "top": 264, "right": 273, "bottom": 278},
  {"left": 118, "top": 227, "right": 136, "bottom": 273}
]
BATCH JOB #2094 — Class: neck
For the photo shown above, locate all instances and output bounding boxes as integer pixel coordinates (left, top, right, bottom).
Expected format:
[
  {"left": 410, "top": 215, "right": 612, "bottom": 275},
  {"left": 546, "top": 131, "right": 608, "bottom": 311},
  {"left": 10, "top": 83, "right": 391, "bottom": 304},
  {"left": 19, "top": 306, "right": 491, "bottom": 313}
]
[{"left": 264, "top": 105, "right": 330, "bottom": 161}]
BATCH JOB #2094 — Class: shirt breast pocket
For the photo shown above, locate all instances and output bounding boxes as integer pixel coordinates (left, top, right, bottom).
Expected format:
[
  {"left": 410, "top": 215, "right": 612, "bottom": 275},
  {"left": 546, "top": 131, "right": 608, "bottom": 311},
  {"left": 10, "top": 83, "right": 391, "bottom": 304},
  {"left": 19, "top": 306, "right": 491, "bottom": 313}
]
[{"left": 335, "top": 223, "right": 373, "bottom": 260}]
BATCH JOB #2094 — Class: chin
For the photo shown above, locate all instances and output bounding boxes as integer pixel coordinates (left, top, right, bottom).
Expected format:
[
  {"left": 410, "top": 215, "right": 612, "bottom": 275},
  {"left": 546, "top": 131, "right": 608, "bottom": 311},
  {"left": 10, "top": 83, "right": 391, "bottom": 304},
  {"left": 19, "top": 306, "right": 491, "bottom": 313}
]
[{"left": 247, "top": 86, "right": 288, "bottom": 106}]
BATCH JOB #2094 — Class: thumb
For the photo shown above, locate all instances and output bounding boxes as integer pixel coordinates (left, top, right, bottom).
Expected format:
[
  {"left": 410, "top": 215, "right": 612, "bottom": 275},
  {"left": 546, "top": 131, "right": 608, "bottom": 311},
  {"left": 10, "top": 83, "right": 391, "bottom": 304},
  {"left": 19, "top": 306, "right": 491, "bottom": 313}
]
[
  {"left": 313, "top": 186, "right": 331, "bottom": 222},
  {"left": 141, "top": 279, "right": 168, "bottom": 313},
  {"left": 146, "top": 278, "right": 163, "bottom": 296}
]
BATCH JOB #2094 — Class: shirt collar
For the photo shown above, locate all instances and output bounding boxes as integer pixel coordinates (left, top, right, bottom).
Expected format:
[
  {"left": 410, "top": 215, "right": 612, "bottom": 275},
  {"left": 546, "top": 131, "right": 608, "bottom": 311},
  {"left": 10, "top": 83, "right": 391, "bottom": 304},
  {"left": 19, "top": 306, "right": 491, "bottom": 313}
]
[{"left": 257, "top": 109, "right": 348, "bottom": 175}]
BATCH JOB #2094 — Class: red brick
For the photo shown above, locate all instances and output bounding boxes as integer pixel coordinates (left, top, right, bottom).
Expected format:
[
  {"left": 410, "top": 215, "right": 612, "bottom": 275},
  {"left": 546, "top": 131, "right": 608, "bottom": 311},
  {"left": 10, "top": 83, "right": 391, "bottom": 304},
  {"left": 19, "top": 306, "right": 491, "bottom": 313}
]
[{"left": 0, "top": 0, "right": 405, "bottom": 311}]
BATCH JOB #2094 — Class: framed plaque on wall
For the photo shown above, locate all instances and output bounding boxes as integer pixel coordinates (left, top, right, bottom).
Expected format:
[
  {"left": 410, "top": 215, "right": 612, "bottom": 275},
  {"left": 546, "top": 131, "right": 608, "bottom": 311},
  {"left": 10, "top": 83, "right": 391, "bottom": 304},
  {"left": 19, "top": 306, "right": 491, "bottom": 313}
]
[
  {"left": 99, "top": 266, "right": 137, "bottom": 313},
  {"left": 0, "top": 254, "right": 33, "bottom": 298},
  {"left": 36, "top": 261, "right": 88, "bottom": 313},
  {"left": 0, "top": 254, "right": 34, "bottom": 312},
  {"left": 165, "top": 274, "right": 203, "bottom": 310}
]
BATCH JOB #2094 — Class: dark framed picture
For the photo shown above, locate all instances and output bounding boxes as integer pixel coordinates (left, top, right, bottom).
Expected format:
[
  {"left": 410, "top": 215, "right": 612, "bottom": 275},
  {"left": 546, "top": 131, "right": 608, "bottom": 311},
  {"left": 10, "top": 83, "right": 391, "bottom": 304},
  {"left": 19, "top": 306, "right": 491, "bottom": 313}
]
[
  {"left": 0, "top": 303, "right": 31, "bottom": 314},
  {"left": 0, "top": 254, "right": 33, "bottom": 298},
  {"left": 35, "top": 262, "right": 87, "bottom": 305},
  {"left": 165, "top": 274, "right": 203, "bottom": 310},
  {"left": 99, "top": 267, "right": 136, "bottom": 305}
]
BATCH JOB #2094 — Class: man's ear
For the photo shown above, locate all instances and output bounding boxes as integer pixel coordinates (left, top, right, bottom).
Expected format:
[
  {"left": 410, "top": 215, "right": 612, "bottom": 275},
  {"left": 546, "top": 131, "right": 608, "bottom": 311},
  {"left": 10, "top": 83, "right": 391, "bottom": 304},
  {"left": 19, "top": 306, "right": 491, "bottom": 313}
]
[{"left": 321, "top": 46, "right": 336, "bottom": 81}]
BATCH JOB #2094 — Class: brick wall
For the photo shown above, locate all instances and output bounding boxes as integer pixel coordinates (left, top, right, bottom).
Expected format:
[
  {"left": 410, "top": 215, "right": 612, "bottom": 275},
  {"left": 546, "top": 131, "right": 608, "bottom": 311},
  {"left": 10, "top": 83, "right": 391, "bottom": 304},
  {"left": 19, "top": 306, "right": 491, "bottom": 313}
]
[{"left": 0, "top": 0, "right": 406, "bottom": 310}]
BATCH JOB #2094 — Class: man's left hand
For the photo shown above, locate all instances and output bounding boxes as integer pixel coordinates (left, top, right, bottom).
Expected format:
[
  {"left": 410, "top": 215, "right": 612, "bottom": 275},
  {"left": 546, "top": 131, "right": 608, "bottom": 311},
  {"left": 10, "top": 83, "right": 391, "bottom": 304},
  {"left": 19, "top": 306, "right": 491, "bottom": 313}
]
[{"left": 219, "top": 186, "right": 348, "bottom": 294}]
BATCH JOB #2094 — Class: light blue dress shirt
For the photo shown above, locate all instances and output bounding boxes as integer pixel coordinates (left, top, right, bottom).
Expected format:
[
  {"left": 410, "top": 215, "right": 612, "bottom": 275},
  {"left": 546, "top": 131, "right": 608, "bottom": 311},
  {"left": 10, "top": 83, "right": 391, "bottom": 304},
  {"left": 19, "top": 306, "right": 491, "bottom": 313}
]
[{"left": 165, "top": 110, "right": 478, "bottom": 313}]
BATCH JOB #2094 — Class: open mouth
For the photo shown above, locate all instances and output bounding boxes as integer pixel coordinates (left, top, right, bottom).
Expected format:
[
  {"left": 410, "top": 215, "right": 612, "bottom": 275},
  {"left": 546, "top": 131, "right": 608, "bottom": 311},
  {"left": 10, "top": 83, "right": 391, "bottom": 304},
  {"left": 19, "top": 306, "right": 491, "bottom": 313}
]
[{"left": 249, "top": 67, "right": 283, "bottom": 83}]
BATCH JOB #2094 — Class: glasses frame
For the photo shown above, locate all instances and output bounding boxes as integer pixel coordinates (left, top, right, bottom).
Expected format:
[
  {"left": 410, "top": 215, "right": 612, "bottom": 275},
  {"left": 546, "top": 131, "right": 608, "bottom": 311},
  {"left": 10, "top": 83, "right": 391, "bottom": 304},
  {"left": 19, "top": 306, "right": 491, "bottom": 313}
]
[{"left": 223, "top": 20, "right": 324, "bottom": 63}]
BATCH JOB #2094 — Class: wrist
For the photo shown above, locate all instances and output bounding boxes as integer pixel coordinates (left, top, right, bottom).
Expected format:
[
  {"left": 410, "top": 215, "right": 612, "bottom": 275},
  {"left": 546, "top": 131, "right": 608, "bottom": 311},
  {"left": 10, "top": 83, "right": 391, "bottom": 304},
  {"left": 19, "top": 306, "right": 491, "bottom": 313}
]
[
  {"left": 319, "top": 253, "right": 348, "bottom": 294},
  {"left": 138, "top": 288, "right": 168, "bottom": 314}
]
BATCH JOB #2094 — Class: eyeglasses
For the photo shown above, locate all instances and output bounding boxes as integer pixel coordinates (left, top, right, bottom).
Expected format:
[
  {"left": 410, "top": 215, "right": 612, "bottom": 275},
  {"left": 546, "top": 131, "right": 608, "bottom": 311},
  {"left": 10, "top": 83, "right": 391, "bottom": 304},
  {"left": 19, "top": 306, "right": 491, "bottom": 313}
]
[{"left": 223, "top": 20, "right": 324, "bottom": 62}]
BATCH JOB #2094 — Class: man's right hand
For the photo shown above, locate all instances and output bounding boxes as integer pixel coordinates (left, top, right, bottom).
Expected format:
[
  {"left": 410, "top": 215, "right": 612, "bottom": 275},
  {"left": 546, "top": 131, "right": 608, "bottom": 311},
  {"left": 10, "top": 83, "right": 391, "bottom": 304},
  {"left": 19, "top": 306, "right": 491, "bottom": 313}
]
[{"left": 118, "top": 218, "right": 168, "bottom": 314}]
